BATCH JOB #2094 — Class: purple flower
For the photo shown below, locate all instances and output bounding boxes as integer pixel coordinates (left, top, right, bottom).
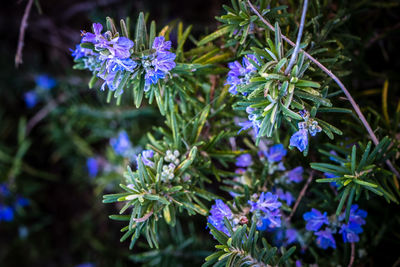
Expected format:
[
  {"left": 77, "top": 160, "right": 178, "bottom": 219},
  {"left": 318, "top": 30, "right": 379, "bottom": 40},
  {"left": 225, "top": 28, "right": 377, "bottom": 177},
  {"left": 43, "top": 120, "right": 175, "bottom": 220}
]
[
  {"left": 35, "top": 74, "right": 57, "bottom": 90},
  {"left": 82, "top": 23, "right": 106, "bottom": 45},
  {"left": 290, "top": 129, "right": 308, "bottom": 152},
  {"left": 303, "top": 208, "right": 329, "bottom": 231},
  {"left": 237, "top": 107, "right": 261, "bottom": 136},
  {"left": 315, "top": 228, "right": 336, "bottom": 249},
  {"left": 0, "top": 204, "right": 14, "bottom": 222},
  {"left": 142, "top": 37, "right": 176, "bottom": 90},
  {"left": 235, "top": 153, "right": 253, "bottom": 167},
  {"left": 340, "top": 222, "right": 363, "bottom": 243},
  {"left": 87, "top": 157, "right": 99, "bottom": 177},
  {"left": 141, "top": 150, "right": 155, "bottom": 167},
  {"left": 153, "top": 52, "right": 176, "bottom": 72},
  {"left": 207, "top": 200, "right": 233, "bottom": 235},
  {"left": 339, "top": 204, "right": 367, "bottom": 243},
  {"left": 144, "top": 69, "right": 166, "bottom": 90},
  {"left": 71, "top": 44, "right": 95, "bottom": 60},
  {"left": 226, "top": 54, "right": 259, "bottom": 95},
  {"left": 107, "top": 37, "right": 134, "bottom": 59},
  {"left": 24, "top": 91, "right": 38, "bottom": 108},
  {"left": 257, "top": 209, "right": 282, "bottom": 229},
  {"left": 249, "top": 192, "right": 282, "bottom": 213},
  {"left": 288, "top": 166, "right": 304, "bottom": 183},
  {"left": 152, "top": 36, "right": 172, "bottom": 52},
  {"left": 276, "top": 188, "right": 294, "bottom": 206},
  {"left": 286, "top": 229, "right": 298, "bottom": 244},
  {"left": 265, "top": 144, "right": 287, "bottom": 162},
  {"left": 110, "top": 131, "right": 133, "bottom": 157}
]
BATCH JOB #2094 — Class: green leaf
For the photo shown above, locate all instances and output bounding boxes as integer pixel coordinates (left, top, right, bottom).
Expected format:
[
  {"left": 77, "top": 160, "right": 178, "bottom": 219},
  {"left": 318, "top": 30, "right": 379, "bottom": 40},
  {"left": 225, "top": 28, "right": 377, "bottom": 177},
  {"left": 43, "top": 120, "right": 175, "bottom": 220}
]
[{"left": 197, "top": 26, "right": 230, "bottom": 46}]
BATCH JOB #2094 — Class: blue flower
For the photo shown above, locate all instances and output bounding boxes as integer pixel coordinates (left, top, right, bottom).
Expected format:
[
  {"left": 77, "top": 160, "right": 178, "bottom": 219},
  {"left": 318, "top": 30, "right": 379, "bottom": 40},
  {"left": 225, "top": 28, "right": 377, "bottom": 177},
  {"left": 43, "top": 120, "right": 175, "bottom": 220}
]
[
  {"left": 235, "top": 153, "right": 253, "bottom": 167},
  {"left": 24, "top": 91, "right": 38, "bottom": 108},
  {"left": 106, "top": 36, "right": 134, "bottom": 59},
  {"left": 110, "top": 131, "right": 133, "bottom": 157},
  {"left": 340, "top": 222, "right": 363, "bottom": 243},
  {"left": 35, "top": 74, "right": 57, "bottom": 90},
  {"left": 315, "top": 228, "right": 336, "bottom": 249},
  {"left": 142, "top": 37, "right": 176, "bottom": 90},
  {"left": 207, "top": 200, "right": 233, "bottom": 235},
  {"left": 71, "top": 44, "right": 95, "bottom": 60},
  {"left": 238, "top": 107, "right": 261, "bottom": 136},
  {"left": 86, "top": 157, "right": 99, "bottom": 177},
  {"left": 290, "top": 129, "right": 308, "bottom": 152},
  {"left": 226, "top": 54, "right": 259, "bottom": 95},
  {"left": 249, "top": 192, "right": 282, "bottom": 214},
  {"left": 288, "top": 166, "right": 303, "bottom": 183},
  {"left": 339, "top": 204, "right": 367, "bottom": 243},
  {"left": 82, "top": 23, "right": 108, "bottom": 47},
  {"left": 303, "top": 208, "right": 329, "bottom": 231},
  {"left": 140, "top": 150, "right": 155, "bottom": 167},
  {"left": 257, "top": 209, "right": 282, "bottom": 230},
  {"left": 276, "top": 188, "right": 294, "bottom": 206},
  {"left": 153, "top": 36, "right": 172, "bottom": 52},
  {"left": 286, "top": 229, "right": 298, "bottom": 244},
  {"left": 16, "top": 196, "right": 30, "bottom": 207},
  {"left": 265, "top": 144, "right": 287, "bottom": 163},
  {"left": 0, "top": 204, "right": 14, "bottom": 222}
]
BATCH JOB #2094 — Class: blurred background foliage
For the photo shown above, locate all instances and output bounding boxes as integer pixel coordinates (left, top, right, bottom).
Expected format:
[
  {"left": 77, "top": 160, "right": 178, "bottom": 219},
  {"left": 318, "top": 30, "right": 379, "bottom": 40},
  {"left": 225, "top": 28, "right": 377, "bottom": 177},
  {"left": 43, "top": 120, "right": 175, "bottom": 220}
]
[{"left": 0, "top": 0, "right": 400, "bottom": 266}]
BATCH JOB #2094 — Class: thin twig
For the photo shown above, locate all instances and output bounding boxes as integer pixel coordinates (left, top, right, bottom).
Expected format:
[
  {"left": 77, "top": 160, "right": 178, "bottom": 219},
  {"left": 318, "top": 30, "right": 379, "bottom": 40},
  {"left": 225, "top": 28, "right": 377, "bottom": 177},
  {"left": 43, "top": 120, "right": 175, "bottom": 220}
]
[
  {"left": 132, "top": 210, "right": 154, "bottom": 223},
  {"left": 247, "top": 0, "right": 400, "bottom": 179},
  {"left": 26, "top": 93, "right": 68, "bottom": 135},
  {"left": 287, "top": 171, "right": 314, "bottom": 222},
  {"left": 15, "top": 0, "right": 34, "bottom": 67},
  {"left": 284, "top": 0, "right": 308, "bottom": 75},
  {"left": 348, "top": 242, "right": 355, "bottom": 267}
]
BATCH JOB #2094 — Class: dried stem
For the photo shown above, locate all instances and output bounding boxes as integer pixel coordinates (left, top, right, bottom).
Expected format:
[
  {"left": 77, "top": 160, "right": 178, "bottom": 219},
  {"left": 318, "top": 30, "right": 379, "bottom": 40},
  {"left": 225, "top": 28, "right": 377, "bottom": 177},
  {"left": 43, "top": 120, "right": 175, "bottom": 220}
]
[
  {"left": 348, "top": 242, "right": 355, "bottom": 267},
  {"left": 15, "top": 0, "right": 34, "bottom": 67},
  {"left": 284, "top": 0, "right": 308, "bottom": 75},
  {"left": 26, "top": 93, "right": 68, "bottom": 135},
  {"left": 132, "top": 210, "right": 154, "bottom": 223},
  {"left": 247, "top": 0, "right": 400, "bottom": 179},
  {"left": 287, "top": 171, "right": 313, "bottom": 222}
]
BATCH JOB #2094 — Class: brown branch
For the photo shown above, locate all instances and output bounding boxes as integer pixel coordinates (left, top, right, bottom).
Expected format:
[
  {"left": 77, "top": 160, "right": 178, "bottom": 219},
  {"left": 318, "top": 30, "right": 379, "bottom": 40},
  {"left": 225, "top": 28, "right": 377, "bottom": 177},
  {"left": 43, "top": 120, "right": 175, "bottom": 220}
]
[
  {"left": 15, "top": 0, "right": 34, "bottom": 67},
  {"left": 348, "top": 242, "right": 355, "bottom": 267},
  {"left": 287, "top": 171, "right": 314, "bottom": 222},
  {"left": 247, "top": 0, "right": 400, "bottom": 179},
  {"left": 26, "top": 93, "right": 68, "bottom": 135},
  {"left": 132, "top": 210, "right": 154, "bottom": 223}
]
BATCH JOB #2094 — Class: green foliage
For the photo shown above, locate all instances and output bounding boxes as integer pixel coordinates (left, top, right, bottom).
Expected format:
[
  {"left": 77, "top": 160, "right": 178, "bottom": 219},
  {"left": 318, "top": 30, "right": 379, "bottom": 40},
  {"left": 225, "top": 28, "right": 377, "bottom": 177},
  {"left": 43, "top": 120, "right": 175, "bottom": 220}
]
[
  {"left": 204, "top": 219, "right": 296, "bottom": 267},
  {"left": 312, "top": 137, "right": 400, "bottom": 217}
]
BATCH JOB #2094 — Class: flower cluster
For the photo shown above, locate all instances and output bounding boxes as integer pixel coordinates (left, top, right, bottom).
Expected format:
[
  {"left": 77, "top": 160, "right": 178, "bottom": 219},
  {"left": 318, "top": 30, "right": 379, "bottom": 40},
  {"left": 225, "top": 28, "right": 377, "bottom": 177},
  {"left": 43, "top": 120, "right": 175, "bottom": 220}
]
[
  {"left": 226, "top": 54, "right": 259, "bottom": 95},
  {"left": 249, "top": 192, "right": 282, "bottom": 230},
  {"left": 207, "top": 199, "right": 234, "bottom": 235},
  {"left": 72, "top": 23, "right": 176, "bottom": 95},
  {"left": 303, "top": 208, "right": 335, "bottom": 249},
  {"left": 303, "top": 205, "right": 367, "bottom": 250},
  {"left": 143, "top": 36, "right": 176, "bottom": 91},
  {"left": 290, "top": 110, "right": 322, "bottom": 152},
  {"left": 339, "top": 204, "right": 367, "bottom": 243},
  {"left": 287, "top": 166, "right": 304, "bottom": 183},
  {"left": 237, "top": 107, "right": 262, "bottom": 137}
]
